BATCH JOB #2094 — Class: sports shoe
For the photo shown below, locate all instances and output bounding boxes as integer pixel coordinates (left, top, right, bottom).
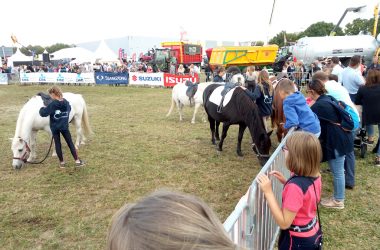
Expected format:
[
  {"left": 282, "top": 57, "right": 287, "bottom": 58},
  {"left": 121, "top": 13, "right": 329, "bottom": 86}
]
[
  {"left": 320, "top": 197, "right": 344, "bottom": 209},
  {"left": 363, "top": 138, "right": 374, "bottom": 145},
  {"left": 375, "top": 157, "right": 380, "bottom": 167},
  {"left": 59, "top": 162, "right": 66, "bottom": 169},
  {"left": 75, "top": 160, "right": 85, "bottom": 167}
]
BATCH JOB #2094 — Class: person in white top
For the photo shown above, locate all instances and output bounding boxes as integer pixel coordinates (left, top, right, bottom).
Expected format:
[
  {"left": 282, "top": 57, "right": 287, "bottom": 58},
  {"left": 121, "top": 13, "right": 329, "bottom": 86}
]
[{"left": 331, "top": 57, "right": 343, "bottom": 82}]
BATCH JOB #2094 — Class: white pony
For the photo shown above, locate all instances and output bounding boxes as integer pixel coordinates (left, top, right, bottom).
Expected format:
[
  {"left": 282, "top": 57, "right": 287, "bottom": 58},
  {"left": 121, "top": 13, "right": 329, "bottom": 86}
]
[
  {"left": 11, "top": 93, "right": 92, "bottom": 169},
  {"left": 166, "top": 74, "right": 245, "bottom": 123}
]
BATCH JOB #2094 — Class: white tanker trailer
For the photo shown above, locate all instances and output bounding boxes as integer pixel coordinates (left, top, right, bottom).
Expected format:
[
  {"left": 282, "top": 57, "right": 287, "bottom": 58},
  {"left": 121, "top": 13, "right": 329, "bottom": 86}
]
[{"left": 290, "top": 34, "right": 380, "bottom": 67}]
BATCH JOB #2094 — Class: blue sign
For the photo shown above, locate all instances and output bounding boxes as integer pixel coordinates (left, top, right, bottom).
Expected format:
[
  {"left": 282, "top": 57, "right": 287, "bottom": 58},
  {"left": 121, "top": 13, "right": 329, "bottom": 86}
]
[{"left": 95, "top": 72, "right": 129, "bottom": 85}]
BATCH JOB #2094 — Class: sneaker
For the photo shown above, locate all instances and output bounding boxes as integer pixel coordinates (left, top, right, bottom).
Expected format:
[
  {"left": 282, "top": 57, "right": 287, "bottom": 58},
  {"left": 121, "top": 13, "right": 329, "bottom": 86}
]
[
  {"left": 75, "top": 160, "right": 85, "bottom": 167},
  {"left": 345, "top": 185, "right": 354, "bottom": 190},
  {"left": 320, "top": 197, "right": 344, "bottom": 209},
  {"left": 375, "top": 157, "right": 380, "bottom": 167},
  {"left": 59, "top": 162, "right": 66, "bottom": 169},
  {"left": 363, "top": 138, "right": 374, "bottom": 145}
]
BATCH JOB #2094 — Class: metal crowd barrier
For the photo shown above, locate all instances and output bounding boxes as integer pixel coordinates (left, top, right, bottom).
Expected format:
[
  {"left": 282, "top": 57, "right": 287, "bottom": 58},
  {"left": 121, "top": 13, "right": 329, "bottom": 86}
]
[{"left": 223, "top": 127, "right": 295, "bottom": 250}]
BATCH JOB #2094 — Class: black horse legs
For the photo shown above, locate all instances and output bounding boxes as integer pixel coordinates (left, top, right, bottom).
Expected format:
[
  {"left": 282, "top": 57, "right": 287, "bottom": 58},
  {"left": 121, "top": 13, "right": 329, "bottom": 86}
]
[
  {"left": 237, "top": 123, "right": 246, "bottom": 157},
  {"left": 217, "top": 123, "right": 230, "bottom": 151},
  {"left": 208, "top": 116, "right": 217, "bottom": 145},
  {"left": 215, "top": 121, "right": 220, "bottom": 141}
]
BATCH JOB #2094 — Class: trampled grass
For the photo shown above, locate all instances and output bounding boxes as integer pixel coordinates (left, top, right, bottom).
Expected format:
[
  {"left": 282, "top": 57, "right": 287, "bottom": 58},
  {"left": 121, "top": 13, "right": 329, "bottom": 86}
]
[{"left": 0, "top": 85, "right": 379, "bottom": 249}]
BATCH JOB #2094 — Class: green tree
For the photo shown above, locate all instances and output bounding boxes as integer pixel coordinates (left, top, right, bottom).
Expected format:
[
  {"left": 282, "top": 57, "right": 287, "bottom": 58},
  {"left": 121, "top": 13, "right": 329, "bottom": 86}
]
[
  {"left": 46, "top": 43, "right": 73, "bottom": 53},
  {"left": 345, "top": 18, "right": 380, "bottom": 36},
  {"left": 255, "top": 41, "right": 264, "bottom": 46},
  {"left": 20, "top": 45, "right": 44, "bottom": 56},
  {"left": 269, "top": 31, "right": 300, "bottom": 47},
  {"left": 299, "top": 21, "right": 344, "bottom": 37}
]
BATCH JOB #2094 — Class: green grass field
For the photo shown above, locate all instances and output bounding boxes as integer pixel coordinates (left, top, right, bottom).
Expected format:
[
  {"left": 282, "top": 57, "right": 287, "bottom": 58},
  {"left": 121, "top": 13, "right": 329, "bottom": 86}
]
[{"left": 0, "top": 85, "right": 379, "bottom": 250}]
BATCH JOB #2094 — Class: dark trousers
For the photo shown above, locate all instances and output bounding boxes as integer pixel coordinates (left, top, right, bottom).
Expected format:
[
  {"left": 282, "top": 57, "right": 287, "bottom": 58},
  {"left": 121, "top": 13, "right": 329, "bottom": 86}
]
[
  {"left": 278, "top": 229, "right": 322, "bottom": 250},
  {"left": 52, "top": 129, "right": 78, "bottom": 162},
  {"left": 349, "top": 93, "right": 357, "bottom": 103}
]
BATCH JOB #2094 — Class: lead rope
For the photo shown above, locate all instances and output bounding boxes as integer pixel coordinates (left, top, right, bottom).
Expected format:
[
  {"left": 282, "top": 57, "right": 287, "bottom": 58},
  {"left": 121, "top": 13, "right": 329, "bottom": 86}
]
[{"left": 27, "top": 137, "right": 54, "bottom": 164}]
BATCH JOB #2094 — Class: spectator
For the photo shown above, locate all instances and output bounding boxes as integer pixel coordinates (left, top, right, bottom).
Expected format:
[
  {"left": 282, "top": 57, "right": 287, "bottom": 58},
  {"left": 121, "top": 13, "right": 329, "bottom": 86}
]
[
  {"left": 340, "top": 55, "right": 365, "bottom": 102},
  {"left": 106, "top": 190, "right": 237, "bottom": 250},
  {"left": 177, "top": 64, "right": 185, "bottom": 75},
  {"left": 146, "top": 65, "right": 153, "bottom": 73},
  {"left": 277, "top": 79, "right": 320, "bottom": 136},
  {"left": 307, "top": 79, "right": 353, "bottom": 209},
  {"left": 331, "top": 57, "right": 343, "bottom": 81},
  {"left": 204, "top": 61, "right": 212, "bottom": 82},
  {"left": 169, "top": 63, "right": 176, "bottom": 74},
  {"left": 355, "top": 69, "right": 380, "bottom": 166},
  {"left": 293, "top": 61, "right": 305, "bottom": 88},
  {"left": 244, "top": 70, "right": 273, "bottom": 131},
  {"left": 213, "top": 66, "right": 225, "bottom": 82},
  {"left": 244, "top": 66, "right": 257, "bottom": 92},
  {"left": 367, "top": 55, "right": 380, "bottom": 72},
  {"left": 257, "top": 131, "right": 323, "bottom": 250},
  {"left": 313, "top": 71, "right": 358, "bottom": 190}
]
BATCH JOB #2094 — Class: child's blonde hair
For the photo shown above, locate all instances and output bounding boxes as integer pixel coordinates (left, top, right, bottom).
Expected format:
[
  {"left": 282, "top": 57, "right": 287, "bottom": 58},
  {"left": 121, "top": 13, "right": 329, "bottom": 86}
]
[
  {"left": 285, "top": 131, "right": 322, "bottom": 176},
  {"left": 107, "top": 190, "right": 237, "bottom": 250},
  {"left": 48, "top": 85, "right": 63, "bottom": 98},
  {"left": 257, "top": 70, "right": 273, "bottom": 95}
]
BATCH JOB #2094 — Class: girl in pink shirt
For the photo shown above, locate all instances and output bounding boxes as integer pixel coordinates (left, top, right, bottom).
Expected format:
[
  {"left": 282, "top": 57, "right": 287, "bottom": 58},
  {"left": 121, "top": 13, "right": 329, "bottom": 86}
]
[{"left": 258, "top": 131, "right": 323, "bottom": 250}]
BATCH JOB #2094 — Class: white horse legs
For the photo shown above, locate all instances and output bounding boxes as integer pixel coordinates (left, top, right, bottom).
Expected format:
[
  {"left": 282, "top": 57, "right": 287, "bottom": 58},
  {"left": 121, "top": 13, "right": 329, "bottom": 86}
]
[
  {"left": 28, "top": 131, "right": 37, "bottom": 162},
  {"left": 191, "top": 103, "right": 201, "bottom": 124},
  {"left": 177, "top": 101, "right": 184, "bottom": 122},
  {"left": 74, "top": 117, "right": 85, "bottom": 148}
]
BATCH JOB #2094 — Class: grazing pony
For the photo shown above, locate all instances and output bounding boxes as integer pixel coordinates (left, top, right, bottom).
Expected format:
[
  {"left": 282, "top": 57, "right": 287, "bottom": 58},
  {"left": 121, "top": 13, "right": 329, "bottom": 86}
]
[
  {"left": 11, "top": 93, "right": 92, "bottom": 169},
  {"left": 166, "top": 73, "right": 245, "bottom": 123},
  {"left": 203, "top": 84, "right": 272, "bottom": 166}
]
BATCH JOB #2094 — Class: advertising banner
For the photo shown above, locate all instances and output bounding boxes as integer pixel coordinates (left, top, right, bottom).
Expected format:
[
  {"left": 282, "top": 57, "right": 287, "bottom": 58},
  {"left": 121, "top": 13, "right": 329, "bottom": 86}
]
[
  {"left": 0, "top": 73, "right": 8, "bottom": 85},
  {"left": 95, "top": 72, "right": 129, "bottom": 85},
  {"left": 163, "top": 73, "right": 199, "bottom": 87},
  {"left": 20, "top": 73, "right": 95, "bottom": 84},
  {"left": 128, "top": 72, "right": 164, "bottom": 86}
]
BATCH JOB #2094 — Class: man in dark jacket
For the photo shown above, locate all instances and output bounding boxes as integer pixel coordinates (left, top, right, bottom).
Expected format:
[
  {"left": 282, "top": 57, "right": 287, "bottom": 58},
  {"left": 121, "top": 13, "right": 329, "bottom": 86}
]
[{"left": 213, "top": 66, "right": 225, "bottom": 82}]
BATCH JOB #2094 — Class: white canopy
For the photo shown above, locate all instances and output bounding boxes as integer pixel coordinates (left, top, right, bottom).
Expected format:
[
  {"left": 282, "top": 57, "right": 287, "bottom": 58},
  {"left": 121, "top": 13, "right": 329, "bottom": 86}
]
[
  {"left": 94, "top": 40, "right": 119, "bottom": 63},
  {"left": 8, "top": 48, "right": 32, "bottom": 62},
  {"left": 51, "top": 47, "right": 96, "bottom": 63}
]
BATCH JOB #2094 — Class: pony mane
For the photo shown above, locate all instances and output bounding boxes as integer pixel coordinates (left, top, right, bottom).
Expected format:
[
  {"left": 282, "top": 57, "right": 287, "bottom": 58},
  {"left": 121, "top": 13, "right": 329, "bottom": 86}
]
[{"left": 14, "top": 96, "right": 42, "bottom": 140}]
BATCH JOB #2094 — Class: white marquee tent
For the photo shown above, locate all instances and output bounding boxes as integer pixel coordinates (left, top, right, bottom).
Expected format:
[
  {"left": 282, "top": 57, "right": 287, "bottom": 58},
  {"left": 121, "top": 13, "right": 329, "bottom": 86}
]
[
  {"left": 51, "top": 47, "right": 96, "bottom": 63},
  {"left": 94, "top": 40, "right": 119, "bottom": 63},
  {"left": 7, "top": 48, "right": 32, "bottom": 66}
]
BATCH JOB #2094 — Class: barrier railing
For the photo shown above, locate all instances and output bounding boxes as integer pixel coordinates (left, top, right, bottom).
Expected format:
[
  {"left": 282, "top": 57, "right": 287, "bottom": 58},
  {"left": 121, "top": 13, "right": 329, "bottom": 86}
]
[{"left": 223, "top": 127, "right": 295, "bottom": 250}]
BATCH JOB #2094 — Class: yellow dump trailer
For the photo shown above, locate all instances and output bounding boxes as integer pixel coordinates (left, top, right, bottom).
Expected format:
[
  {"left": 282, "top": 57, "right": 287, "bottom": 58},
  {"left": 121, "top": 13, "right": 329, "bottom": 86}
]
[{"left": 209, "top": 45, "right": 279, "bottom": 70}]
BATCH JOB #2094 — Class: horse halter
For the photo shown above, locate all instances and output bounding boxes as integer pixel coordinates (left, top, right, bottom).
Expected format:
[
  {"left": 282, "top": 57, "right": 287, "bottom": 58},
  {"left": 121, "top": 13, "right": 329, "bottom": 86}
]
[
  {"left": 252, "top": 143, "right": 270, "bottom": 159},
  {"left": 13, "top": 138, "right": 31, "bottom": 163}
]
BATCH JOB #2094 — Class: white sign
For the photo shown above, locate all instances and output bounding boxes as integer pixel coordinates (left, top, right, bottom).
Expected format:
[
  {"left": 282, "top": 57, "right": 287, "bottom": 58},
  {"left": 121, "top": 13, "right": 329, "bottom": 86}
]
[
  {"left": 19, "top": 73, "right": 95, "bottom": 84},
  {"left": 129, "top": 72, "right": 164, "bottom": 86},
  {"left": 0, "top": 73, "right": 8, "bottom": 85}
]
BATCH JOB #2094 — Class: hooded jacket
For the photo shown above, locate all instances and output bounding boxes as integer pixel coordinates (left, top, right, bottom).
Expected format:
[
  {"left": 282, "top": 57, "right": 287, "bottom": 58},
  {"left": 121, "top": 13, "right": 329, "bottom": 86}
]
[
  {"left": 283, "top": 92, "right": 320, "bottom": 134},
  {"left": 39, "top": 99, "right": 71, "bottom": 131}
]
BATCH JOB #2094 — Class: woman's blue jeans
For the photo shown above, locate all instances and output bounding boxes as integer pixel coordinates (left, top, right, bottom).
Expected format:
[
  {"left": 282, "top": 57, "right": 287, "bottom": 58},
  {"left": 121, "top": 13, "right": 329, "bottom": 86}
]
[
  {"left": 366, "top": 124, "right": 380, "bottom": 156},
  {"left": 328, "top": 150, "right": 346, "bottom": 201}
]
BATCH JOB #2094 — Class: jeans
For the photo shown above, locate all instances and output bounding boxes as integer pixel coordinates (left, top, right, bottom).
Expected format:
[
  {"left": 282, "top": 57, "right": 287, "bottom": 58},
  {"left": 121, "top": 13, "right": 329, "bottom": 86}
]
[
  {"left": 328, "top": 150, "right": 346, "bottom": 201},
  {"left": 52, "top": 129, "right": 78, "bottom": 162},
  {"left": 344, "top": 131, "right": 355, "bottom": 187},
  {"left": 366, "top": 124, "right": 379, "bottom": 138}
]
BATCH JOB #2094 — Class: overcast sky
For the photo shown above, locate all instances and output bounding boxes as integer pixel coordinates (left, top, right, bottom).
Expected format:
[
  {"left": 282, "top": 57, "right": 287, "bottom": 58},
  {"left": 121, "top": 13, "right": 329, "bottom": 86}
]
[{"left": 1, "top": 0, "right": 377, "bottom": 47}]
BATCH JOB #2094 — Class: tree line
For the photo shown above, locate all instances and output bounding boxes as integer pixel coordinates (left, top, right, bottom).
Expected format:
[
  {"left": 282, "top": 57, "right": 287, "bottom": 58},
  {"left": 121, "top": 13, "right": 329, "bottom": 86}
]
[
  {"left": 17, "top": 43, "right": 75, "bottom": 56},
  {"left": 269, "top": 18, "right": 380, "bottom": 47}
]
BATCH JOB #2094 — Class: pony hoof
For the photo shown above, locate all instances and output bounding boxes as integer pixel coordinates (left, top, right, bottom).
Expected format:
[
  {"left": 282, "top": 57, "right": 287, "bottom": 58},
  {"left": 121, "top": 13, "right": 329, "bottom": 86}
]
[
  {"left": 217, "top": 147, "right": 223, "bottom": 152},
  {"left": 52, "top": 153, "right": 57, "bottom": 157},
  {"left": 237, "top": 151, "right": 243, "bottom": 157},
  {"left": 191, "top": 120, "right": 195, "bottom": 124}
]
